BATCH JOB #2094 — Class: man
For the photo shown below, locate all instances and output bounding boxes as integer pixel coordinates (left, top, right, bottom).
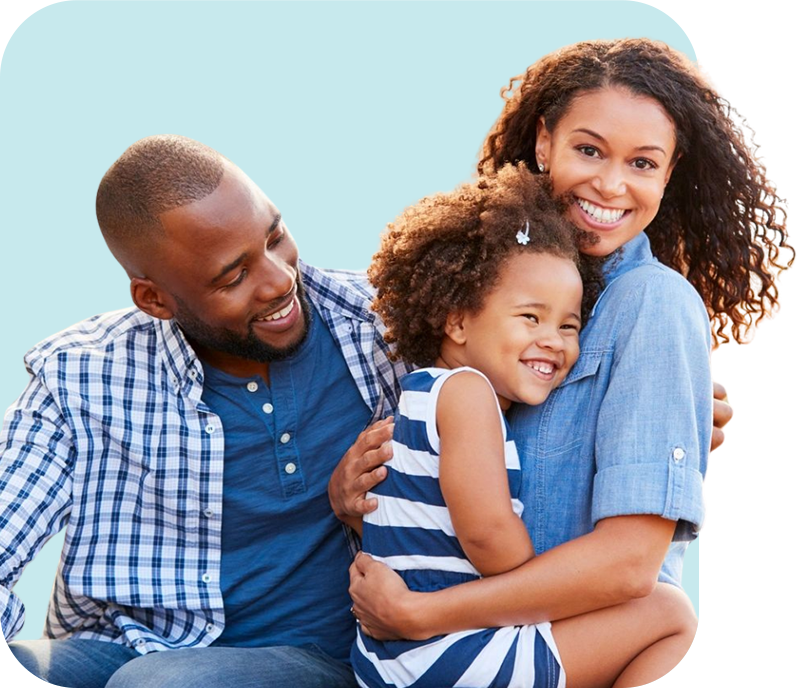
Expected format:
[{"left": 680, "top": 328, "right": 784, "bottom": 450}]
[
  {"left": 0, "top": 135, "right": 406, "bottom": 687},
  {"left": 1, "top": 135, "right": 734, "bottom": 688}
]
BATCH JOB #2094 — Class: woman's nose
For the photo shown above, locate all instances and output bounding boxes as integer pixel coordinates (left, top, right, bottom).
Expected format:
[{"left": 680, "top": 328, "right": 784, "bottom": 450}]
[{"left": 593, "top": 162, "right": 627, "bottom": 199}]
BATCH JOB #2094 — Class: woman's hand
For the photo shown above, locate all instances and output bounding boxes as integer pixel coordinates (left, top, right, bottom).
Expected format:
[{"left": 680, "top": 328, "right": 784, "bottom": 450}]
[
  {"left": 328, "top": 417, "right": 394, "bottom": 532},
  {"left": 711, "top": 381, "right": 733, "bottom": 451},
  {"left": 349, "top": 552, "right": 427, "bottom": 641}
]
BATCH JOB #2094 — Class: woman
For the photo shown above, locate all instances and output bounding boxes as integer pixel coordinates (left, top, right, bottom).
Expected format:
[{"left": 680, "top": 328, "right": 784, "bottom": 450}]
[{"left": 331, "top": 38, "right": 792, "bottom": 686}]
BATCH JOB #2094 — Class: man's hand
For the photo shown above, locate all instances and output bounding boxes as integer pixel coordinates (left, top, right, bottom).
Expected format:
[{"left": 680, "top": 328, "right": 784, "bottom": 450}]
[
  {"left": 711, "top": 381, "right": 733, "bottom": 452},
  {"left": 349, "top": 552, "right": 425, "bottom": 641},
  {"left": 328, "top": 417, "right": 394, "bottom": 531}
]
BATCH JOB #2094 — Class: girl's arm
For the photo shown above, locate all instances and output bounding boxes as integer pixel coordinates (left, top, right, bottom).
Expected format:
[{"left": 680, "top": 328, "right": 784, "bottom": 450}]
[
  {"left": 350, "top": 513, "right": 676, "bottom": 641},
  {"left": 436, "top": 371, "right": 534, "bottom": 576}
]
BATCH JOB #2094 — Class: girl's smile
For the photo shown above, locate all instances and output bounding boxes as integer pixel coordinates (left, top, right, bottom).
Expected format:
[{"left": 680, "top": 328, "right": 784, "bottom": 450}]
[{"left": 437, "top": 251, "right": 583, "bottom": 410}]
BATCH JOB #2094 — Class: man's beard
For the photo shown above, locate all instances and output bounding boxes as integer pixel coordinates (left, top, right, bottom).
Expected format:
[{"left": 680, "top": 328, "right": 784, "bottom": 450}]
[{"left": 174, "top": 279, "right": 312, "bottom": 363}]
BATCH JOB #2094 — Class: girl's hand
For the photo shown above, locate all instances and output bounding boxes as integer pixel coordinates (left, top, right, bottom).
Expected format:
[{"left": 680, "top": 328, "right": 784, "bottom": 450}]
[
  {"left": 328, "top": 418, "right": 394, "bottom": 530},
  {"left": 711, "top": 381, "right": 733, "bottom": 451},
  {"left": 349, "top": 552, "right": 427, "bottom": 641}
]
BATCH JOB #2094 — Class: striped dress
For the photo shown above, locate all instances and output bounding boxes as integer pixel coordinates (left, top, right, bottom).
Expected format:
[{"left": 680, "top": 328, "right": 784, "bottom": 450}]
[{"left": 351, "top": 367, "right": 565, "bottom": 688}]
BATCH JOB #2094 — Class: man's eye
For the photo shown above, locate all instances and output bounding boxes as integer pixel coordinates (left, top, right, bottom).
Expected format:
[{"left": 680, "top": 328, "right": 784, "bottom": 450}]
[
  {"left": 267, "top": 230, "right": 284, "bottom": 249},
  {"left": 225, "top": 269, "right": 247, "bottom": 288}
]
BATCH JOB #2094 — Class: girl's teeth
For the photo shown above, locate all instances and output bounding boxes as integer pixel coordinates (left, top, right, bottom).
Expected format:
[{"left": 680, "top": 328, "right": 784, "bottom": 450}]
[{"left": 577, "top": 199, "right": 625, "bottom": 224}]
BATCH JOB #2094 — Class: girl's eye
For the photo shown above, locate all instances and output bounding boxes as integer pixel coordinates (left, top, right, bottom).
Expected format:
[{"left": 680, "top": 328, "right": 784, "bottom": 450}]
[
  {"left": 523, "top": 314, "right": 539, "bottom": 323},
  {"left": 560, "top": 323, "right": 580, "bottom": 332},
  {"left": 632, "top": 158, "right": 657, "bottom": 170},
  {"left": 224, "top": 269, "right": 248, "bottom": 289}
]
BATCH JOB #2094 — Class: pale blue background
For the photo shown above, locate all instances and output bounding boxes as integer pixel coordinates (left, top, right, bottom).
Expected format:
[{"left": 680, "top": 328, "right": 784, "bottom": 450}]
[{"left": 0, "top": 1, "right": 698, "bottom": 641}]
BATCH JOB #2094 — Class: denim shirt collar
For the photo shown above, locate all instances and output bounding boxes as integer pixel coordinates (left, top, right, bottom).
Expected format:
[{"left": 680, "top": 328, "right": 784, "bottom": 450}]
[{"left": 591, "top": 232, "right": 657, "bottom": 316}]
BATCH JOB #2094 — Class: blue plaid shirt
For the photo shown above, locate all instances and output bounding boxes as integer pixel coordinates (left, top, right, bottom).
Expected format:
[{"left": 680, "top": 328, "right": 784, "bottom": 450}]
[{"left": 0, "top": 262, "right": 409, "bottom": 652}]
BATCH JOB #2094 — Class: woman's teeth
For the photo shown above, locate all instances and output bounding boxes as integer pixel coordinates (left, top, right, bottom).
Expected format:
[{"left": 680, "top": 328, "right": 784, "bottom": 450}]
[
  {"left": 577, "top": 199, "right": 626, "bottom": 224},
  {"left": 257, "top": 300, "right": 295, "bottom": 322}
]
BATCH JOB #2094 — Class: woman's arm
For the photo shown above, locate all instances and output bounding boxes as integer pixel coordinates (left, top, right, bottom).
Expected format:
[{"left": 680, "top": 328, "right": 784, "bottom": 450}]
[
  {"left": 350, "top": 513, "right": 676, "bottom": 640},
  {"left": 437, "top": 371, "right": 534, "bottom": 576}
]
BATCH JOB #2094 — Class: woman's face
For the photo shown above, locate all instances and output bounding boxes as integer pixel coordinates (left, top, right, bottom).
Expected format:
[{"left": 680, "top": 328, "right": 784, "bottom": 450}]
[{"left": 535, "top": 86, "right": 678, "bottom": 257}]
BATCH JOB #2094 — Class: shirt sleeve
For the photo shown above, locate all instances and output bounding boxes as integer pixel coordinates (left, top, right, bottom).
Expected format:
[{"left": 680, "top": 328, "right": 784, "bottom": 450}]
[
  {"left": 0, "top": 372, "right": 74, "bottom": 640},
  {"left": 591, "top": 268, "right": 712, "bottom": 541}
]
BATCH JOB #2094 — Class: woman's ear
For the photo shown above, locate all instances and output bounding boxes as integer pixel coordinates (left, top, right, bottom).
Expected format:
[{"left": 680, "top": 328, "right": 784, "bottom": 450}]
[
  {"left": 535, "top": 117, "right": 552, "bottom": 172},
  {"left": 444, "top": 311, "right": 468, "bottom": 345},
  {"left": 130, "top": 278, "right": 176, "bottom": 320}
]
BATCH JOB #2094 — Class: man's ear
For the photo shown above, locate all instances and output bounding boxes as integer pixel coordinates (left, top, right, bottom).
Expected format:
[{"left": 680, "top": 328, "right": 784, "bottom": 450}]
[
  {"left": 444, "top": 311, "right": 468, "bottom": 345},
  {"left": 130, "top": 278, "right": 175, "bottom": 320}
]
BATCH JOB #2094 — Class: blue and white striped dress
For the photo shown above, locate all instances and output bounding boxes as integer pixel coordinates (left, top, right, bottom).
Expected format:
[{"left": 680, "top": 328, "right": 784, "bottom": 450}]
[{"left": 351, "top": 367, "right": 565, "bottom": 688}]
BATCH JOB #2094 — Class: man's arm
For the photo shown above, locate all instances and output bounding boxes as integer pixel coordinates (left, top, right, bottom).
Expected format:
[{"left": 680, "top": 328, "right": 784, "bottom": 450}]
[{"left": 0, "top": 374, "right": 74, "bottom": 639}]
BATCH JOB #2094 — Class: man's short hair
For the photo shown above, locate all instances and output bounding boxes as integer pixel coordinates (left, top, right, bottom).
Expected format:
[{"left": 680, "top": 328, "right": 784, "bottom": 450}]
[{"left": 96, "top": 135, "right": 226, "bottom": 258}]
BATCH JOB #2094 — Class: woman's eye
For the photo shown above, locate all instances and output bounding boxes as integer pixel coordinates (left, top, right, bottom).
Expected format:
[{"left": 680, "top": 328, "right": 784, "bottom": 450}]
[
  {"left": 632, "top": 158, "right": 657, "bottom": 170},
  {"left": 577, "top": 145, "right": 600, "bottom": 158}
]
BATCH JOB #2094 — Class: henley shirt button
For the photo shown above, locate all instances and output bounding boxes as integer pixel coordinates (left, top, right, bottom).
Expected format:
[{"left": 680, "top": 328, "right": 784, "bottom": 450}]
[
  {"left": 280, "top": 433, "right": 291, "bottom": 444},
  {"left": 246, "top": 381, "right": 259, "bottom": 393},
  {"left": 205, "top": 425, "right": 215, "bottom": 434},
  {"left": 673, "top": 447, "right": 686, "bottom": 462},
  {"left": 203, "top": 508, "right": 214, "bottom": 518},
  {"left": 134, "top": 638, "right": 146, "bottom": 647},
  {"left": 201, "top": 573, "right": 212, "bottom": 583},
  {"left": 262, "top": 403, "right": 274, "bottom": 414},
  {"left": 189, "top": 370, "right": 198, "bottom": 380},
  {"left": 205, "top": 623, "right": 215, "bottom": 634},
  {"left": 285, "top": 462, "right": 297, "bottom": 475}
]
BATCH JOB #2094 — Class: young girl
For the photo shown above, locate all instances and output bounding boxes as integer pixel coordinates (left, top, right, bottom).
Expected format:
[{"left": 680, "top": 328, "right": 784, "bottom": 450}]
[{"left": 351, "top": 164, "right": 697, "bottom": 688}]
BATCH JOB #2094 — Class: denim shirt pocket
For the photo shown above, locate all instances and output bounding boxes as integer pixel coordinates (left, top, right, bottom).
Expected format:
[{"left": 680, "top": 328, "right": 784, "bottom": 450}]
[{"left": 539, "top": 351, "right": 604, "bottom": 457}]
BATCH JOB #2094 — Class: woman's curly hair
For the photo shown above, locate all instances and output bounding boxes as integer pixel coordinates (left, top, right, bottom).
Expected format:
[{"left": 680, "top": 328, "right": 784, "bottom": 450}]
[
  {"left": 369, "top": 163, "right": 598, "bottom": 367},
  {"left": 479, "top": 38, "right": 792, "bottom": 346}
]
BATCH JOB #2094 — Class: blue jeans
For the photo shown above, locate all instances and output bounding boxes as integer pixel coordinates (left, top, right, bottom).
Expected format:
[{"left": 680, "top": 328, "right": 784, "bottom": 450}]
[{"left": 9, "top": 638, "right": 357, "bottom": 688}]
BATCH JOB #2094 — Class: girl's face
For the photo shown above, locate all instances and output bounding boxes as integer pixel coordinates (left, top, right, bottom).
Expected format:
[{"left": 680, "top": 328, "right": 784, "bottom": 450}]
[
  {"left": 440, "top": 251, "right": 582, "bottom": 410},
  {"left": 535, "top": 86, "right": 678, "bottom": 257}
]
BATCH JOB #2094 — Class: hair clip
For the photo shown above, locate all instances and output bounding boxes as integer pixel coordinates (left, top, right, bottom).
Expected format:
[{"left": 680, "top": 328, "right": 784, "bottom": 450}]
[{"left": 516, "top": 220, "right": 530, "bottom": 245}]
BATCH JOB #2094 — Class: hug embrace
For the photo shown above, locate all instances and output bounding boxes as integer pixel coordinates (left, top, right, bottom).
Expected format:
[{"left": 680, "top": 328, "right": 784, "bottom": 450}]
[{"left": 1, "top": 38, "right": 791, "bottom": 688}]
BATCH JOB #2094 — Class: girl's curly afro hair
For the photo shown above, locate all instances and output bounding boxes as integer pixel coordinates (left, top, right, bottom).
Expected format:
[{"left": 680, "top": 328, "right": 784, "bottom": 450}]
[{"left": 369, "top": 163, "right": 597, "bottom": 367}]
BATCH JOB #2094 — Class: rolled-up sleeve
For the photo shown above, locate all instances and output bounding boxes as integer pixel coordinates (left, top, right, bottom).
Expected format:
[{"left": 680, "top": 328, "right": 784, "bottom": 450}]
[{"left": 591, "top": 269, "right": 712, "bottom": 541}]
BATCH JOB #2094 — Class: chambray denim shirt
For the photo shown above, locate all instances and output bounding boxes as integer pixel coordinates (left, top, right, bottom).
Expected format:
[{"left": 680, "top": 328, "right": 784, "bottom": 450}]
[{"left": 508, "top": 232, "right": 712, "bottom": 586}]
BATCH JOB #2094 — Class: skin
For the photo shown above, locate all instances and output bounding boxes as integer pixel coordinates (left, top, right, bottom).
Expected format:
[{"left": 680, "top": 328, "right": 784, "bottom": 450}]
[
  {"left": 439, "top": 252, "right": 583, "bottom": 410},
  {"left": 128, "top": 163, "right": 309, "bottom": 382},
  {"left": 434, "top": 251, "right": 583, "bottom": 575},
  {"left": 535, "top": 87, "right": 678, "bottom": 258},
  {"left": 337, "top": 89, "right": 703, "bottom": 680}
]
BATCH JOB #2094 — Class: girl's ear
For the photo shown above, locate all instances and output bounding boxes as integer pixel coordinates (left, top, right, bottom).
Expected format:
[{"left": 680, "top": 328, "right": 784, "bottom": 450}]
[{"left": 444, "top": 311, "right": 468, "bottom": 345}]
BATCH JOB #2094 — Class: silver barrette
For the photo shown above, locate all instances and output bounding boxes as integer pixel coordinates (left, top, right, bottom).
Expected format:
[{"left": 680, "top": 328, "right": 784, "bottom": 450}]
[{"left": 516, "top": 220, "right": 530, "bottom": 245}]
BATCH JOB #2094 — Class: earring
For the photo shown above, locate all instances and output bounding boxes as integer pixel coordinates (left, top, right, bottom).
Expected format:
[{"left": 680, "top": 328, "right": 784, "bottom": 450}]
[{"left": 538, "top": 162, "right": 545, "bottom": 173}]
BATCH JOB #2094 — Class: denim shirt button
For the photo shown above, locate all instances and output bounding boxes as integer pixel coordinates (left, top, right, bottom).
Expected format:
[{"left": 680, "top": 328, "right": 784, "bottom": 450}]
[{"left": 672, "top": 447, "right": 685, "bottom": 462}]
